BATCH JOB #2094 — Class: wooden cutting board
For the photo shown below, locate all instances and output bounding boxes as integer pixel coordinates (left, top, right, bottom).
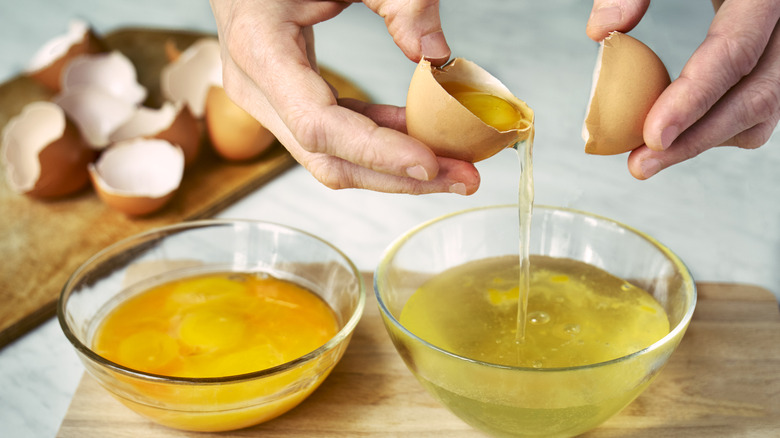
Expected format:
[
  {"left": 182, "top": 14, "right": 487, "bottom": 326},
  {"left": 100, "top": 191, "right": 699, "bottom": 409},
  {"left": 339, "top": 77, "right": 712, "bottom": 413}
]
[
  {"left": 57, "top": 281, "right": 780, "bottom": 437},
  {"left": 0, "top": 28, "right": 369, "bottom": 348}
]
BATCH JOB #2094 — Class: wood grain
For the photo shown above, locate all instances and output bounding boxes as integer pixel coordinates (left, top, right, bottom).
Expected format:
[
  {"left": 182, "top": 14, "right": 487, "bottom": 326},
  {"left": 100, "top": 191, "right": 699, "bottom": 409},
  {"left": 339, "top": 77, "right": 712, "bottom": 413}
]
[
  {"left": 57, "top": 281, "right": 780, "bottom": 437},
  {"left": 0, "top": 28, "right": 369, "bottom": 349}
]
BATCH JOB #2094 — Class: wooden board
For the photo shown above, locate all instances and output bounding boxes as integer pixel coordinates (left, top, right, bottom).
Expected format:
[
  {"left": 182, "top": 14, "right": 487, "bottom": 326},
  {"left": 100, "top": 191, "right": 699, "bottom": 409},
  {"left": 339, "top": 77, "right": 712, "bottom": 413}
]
[
  {"left": 57, "top": 281, "right": 780, "bottom": 437},
  {"left": 0, "top": 28, "right": 369, "bottom": 348}
]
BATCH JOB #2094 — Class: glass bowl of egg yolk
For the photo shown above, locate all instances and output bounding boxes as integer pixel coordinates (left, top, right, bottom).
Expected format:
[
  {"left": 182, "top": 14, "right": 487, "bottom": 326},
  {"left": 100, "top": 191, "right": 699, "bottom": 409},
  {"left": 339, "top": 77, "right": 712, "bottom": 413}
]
[
  {"left": 58, "top": 220, "right": 364, "bottom": 432},
  {"left": 374, "top": 205, "right": 696, "bottom": 438}
]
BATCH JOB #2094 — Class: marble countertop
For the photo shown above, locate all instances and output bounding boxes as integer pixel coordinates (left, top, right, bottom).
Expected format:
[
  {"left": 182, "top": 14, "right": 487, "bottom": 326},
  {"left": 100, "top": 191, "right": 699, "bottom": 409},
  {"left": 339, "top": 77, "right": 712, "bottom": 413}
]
[{"left": 1, "top": 1, "right": 778, "bottom": 437}]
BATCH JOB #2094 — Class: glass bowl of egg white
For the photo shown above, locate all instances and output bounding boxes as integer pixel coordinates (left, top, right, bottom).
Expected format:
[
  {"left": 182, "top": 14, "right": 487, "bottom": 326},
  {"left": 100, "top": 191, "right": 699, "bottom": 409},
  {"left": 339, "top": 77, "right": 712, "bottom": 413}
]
[
  {"left": 374, "top": 205, "right": 696, "bottom": 438},
  {"left": 58, "top": 220, "right": 364, "bottom": 432}
]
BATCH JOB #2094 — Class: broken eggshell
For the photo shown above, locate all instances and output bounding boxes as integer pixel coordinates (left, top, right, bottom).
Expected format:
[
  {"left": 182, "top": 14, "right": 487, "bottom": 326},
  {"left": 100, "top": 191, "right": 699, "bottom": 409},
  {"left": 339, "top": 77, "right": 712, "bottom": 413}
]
[
  {"left": 1, "top": 101, "right": 96, "bottom": 199},
  {"left": 109, "top": 102, "right": 202, "bottom": 167},
  {"left": 53, "top": 86, "right": 137, "bottom": 149},
  {"left": 582, "top": 32, "right": 671, "bottom": 155},
  {"left": 406, "top": 58, "right": 533, "bottom": 163},
  {"left": 160, "top": 38, "right": 222, "bottom": 118},
  {"left": 61, "top": 51, "right": 147, "bottom": 105},
  {"left": 88, "top": 138, "right": 184, "bottom": 216},
  {"left": 26, "top": 20, "right": 106, "bottom": 92},
  {"left": 205, "top": 86, "right": 276, "bottom": 161}
]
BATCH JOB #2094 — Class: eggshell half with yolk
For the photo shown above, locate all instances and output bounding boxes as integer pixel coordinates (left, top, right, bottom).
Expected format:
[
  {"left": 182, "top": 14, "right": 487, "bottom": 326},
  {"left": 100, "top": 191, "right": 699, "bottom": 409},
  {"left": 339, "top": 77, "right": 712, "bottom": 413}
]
[{"left": 406, "top": 58, "right": 533, "bottom": 163}]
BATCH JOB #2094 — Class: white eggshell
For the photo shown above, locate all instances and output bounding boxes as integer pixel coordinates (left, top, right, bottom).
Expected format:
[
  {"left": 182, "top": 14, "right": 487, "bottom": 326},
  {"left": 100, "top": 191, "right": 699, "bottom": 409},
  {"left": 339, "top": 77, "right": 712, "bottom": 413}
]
[
  {"left": 53, "top": 86, "right": 137, "bottom": 149},
  {"left": 26, "top": 20, "right": 106, "bottom": 91},
  {"left": 89, "top": 138, "right": 184, "bottom": 216},
  {"left": 109, "top": 102, "right": 202, "bottom": 167},
  {"left": 160, "top": 38, "right": 222, "bottom": 118},
  {"left": 61, "top": 51, "right": 147, "bottom": 105},
  {"left": 1, "top": 101, "right": 95, "bottom": 198}
]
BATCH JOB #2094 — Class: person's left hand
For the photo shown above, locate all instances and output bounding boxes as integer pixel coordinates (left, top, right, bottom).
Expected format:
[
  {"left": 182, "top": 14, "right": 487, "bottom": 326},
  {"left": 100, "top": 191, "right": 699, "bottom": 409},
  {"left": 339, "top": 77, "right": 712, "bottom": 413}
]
[{"left": 587, "top": 0, "right": 780, "bottom": 179}]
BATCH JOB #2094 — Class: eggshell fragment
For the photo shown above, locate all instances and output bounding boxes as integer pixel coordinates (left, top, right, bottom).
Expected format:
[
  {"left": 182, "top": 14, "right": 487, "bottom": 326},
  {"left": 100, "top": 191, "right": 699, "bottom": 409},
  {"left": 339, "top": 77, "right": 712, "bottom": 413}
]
[
  {"left": 61, "top": 51, "right": 147, "bottom": 105},
  {"left": 110, "top": 102, "right": 202, "bottom": 166},
  {"left": 160, "top": 38, "right": 222, "bottom": 118},
  {"left": 205, "top": 86, "right": 276, "bottom": 161},
  {"left": 53, "top": 87, "right": 137, "bottom": 149},
  {"left": 26, "top": 20, "right": 106, "bottom": 92},
  {"left": 88, "top": 139, "right": 184, "bottom": 216},
  {"left": 582, "top": 32, "right": 671, "bottom": 155},
  {"left": 1, "top": 101, "right": 95, "bottom": 198},
  {"left": 406, "top": 58, "right": 533, "bottom": 163}
]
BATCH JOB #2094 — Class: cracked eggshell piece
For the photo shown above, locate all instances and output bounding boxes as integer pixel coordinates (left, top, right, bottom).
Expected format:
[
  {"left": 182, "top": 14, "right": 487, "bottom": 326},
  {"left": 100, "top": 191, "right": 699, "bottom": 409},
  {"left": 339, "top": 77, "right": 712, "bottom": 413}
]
[
  {"left": 26, "top": 20, "right": 107, "bottom": 92},
  {"left": 1, "top": 101, "right": 96, "bottom": 198},
  {"left": 109, "top": 102, "right": 202, "bottom": 167},
  {"left": 160, "top": 38, "right": 222, "bottom": 118},
  {"left": 205, "top": 86, "right": 276, "bottom": 161},
  {"left": 88, "top": 138, "right": 184, "bottom": 216},
  {"left": 53, "top": 86, "right": 137, "bottom": 149},
  {"left": 582, "top": 32, "right": 671, "bottom": 155},
  {"left": 406, "top": 58, "right": 533, "bottom": 163},
  {"left": 61, "top": 51, "right": 147, "bottom": 105}
]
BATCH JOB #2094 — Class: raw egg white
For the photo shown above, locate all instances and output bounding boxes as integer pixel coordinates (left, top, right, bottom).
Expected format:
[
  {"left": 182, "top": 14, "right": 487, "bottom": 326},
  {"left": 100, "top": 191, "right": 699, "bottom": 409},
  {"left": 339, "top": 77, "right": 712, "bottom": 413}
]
[{"left": 582, "top": 32, "right": 671, "bottom": 155}]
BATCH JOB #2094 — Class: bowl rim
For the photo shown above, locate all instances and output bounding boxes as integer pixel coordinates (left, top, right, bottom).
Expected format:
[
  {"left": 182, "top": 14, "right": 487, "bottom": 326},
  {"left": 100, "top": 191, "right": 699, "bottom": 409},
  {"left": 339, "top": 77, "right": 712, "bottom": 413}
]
[
  {"left": 58, "top": 218, "right": 366, "bottom": 385},
  {"left": 374, "top": 203, "right": 697, "bottom": 372}
]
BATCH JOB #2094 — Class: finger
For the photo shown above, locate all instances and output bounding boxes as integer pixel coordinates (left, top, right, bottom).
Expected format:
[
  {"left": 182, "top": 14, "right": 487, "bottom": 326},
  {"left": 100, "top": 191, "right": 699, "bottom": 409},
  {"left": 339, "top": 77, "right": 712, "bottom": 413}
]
[
  {"left": 304, "top": 153, "right": 480, "bottom": 194},
  {"left": 585, "top": 0, "right": 650, "bottom": 42},
  {"left": 363, "top": 0, "right": 451, "bottom": 65},
  {"left": 643, "top": 0, "right": 780, "bottom": 151},
  {"left": 627, "top": 114, "right": 779, "bottom": 180},
  {"left": 337, "top": 98, "right": 407, "bottom": 132},
  {"left": 222, "top": 5, "right": 442, "bottom": 182}
]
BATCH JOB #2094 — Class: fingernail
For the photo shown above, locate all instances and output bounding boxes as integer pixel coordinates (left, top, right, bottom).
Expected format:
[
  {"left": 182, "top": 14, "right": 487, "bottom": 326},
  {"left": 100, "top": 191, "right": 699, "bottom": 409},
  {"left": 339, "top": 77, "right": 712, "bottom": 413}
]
[
  {"left": 660, "top": 125, "right": 679, "bottom": 150},
  {"left": 421, "top": 31, "right": 450, "bottom": 65},
  {"left": 590, "top": 5, "right": 622, "bottom": 28},
  {"left": 640, "top": 158, "right": 662, "bottom": 178},
  {"left": 406, "top": 164, "right": 429, "bottom": 181},
  {"left": 449, "top": 182, "right": 467, "bottom": 196}
]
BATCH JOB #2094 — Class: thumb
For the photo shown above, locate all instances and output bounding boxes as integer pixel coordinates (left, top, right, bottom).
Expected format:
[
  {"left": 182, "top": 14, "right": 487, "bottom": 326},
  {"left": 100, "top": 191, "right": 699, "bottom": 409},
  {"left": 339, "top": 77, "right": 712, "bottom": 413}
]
[
  {"left": 586, "top": 0, "right": 651, "bottom": 41},
  {"left": 363, "top": 0, "right": 451, "bottom": 66}
]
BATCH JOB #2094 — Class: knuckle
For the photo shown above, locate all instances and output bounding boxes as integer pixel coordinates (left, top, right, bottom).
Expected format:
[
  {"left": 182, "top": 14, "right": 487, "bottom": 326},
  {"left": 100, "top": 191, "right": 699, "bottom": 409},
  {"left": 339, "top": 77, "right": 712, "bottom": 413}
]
[
  {"left": 287, "top": 107, "right": 325, "bottom": 153},
  {"left": 734, "top": 121, "right": 776, "bottom": 149},
  {"left": 308, "top": 158, "right": 354, "bottom": 190},
  {"left": 736, "top": 76, "right": 780, "bottom": 127}
]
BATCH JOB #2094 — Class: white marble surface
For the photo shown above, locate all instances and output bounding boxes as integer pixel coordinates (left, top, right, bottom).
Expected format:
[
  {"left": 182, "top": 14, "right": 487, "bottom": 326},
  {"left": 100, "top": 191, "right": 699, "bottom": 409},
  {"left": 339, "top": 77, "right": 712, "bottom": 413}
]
[{"left": 1, "top": 1, "right": 778, "bottom": 437}]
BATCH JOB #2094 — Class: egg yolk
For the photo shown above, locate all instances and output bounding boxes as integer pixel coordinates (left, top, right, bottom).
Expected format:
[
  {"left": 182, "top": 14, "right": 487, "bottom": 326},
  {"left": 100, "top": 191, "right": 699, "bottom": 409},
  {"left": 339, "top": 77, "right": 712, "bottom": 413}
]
[
  {"left": 92, "top": 272, "right": 339, "bottom": 378},
  {"left": 441, "top": 82, "right": 528, "bottom": 131}
]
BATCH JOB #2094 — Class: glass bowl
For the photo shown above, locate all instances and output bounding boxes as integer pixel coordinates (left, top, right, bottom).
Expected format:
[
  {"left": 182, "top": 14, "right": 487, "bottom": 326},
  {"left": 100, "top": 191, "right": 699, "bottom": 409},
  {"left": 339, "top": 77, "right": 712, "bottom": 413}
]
[
  {"left": 374, "top": 205, "right": 696, "bottom": 438},
  {"left": 58, "top": 220, "right": 364, "bottom": 432}
]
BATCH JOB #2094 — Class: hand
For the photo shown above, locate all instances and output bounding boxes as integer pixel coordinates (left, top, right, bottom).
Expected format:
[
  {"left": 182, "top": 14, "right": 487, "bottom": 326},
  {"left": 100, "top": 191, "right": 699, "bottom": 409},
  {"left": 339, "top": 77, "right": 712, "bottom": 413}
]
[
  {"left": 209, "top": 0, "right": 479, "bottom": 194},
  {"left": 586, "top": 0, "right": 780, "bottom": 179}
]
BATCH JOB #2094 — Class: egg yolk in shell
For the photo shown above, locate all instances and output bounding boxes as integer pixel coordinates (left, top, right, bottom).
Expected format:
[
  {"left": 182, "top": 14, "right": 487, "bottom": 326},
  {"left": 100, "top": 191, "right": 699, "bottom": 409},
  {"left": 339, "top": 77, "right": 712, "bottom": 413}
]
[{"left": 441, "top": 82, "right": 529, "bottom": 132}]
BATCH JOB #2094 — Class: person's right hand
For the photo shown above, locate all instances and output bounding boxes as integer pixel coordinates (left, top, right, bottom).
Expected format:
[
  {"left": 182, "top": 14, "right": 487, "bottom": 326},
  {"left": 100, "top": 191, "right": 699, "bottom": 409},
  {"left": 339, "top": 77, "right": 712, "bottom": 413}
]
[
  {"left": 587, "top": 0, "right": 780, "bottom": 179},
  {"left": 209, "top": 0, "right": 480, "bottom": 195}
]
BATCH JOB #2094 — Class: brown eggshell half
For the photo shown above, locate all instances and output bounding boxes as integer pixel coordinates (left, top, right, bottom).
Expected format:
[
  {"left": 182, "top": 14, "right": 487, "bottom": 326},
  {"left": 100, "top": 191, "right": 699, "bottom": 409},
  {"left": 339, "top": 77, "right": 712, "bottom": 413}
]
[
  {"left": 583, "top": 32, "right": 671, "bottom": 155},
  {"left": 1, "top": 101, "right": 96, "bottom": 199},
  {"left": 205, "top": 86, "right": 276, "bottom": 161},
  {"left": 88, "top": 138, "right": 184, "bottom": 216},
  {"left": 110, "top": 102, "right": 202, "bottom": 167},
  {"left": 26, "top": 20, "right": 106, "bottom": 92},
  {"left": 406, "top": 58, "right": 533, "bottom": 163}
]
